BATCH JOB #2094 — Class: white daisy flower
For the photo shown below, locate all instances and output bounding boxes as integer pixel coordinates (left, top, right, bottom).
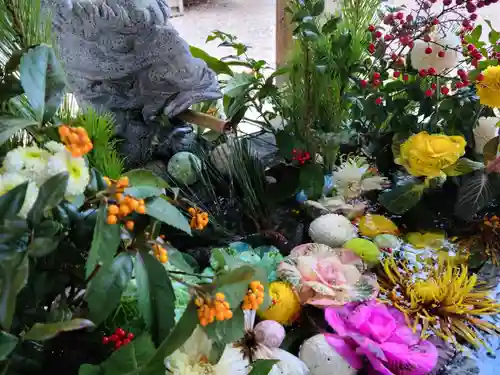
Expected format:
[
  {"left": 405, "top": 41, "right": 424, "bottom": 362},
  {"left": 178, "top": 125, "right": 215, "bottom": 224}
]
[
  {"left": 46, "top": 149, "right": 90, "bottom": 197},
  {"left": 474, "top": 117, "right": 499, "bottom": 154},
  {"left": 0, "top": 173, "right": 39, "bottom": 218},
  {"left": 410, "top": 32, "right": 461, "bottom": 74},
  {"left": 45, "top": 141, "right": 66, "bottom": 154},
  {"left": 3, "top": 146, "right": 51, "bottom": 185}
]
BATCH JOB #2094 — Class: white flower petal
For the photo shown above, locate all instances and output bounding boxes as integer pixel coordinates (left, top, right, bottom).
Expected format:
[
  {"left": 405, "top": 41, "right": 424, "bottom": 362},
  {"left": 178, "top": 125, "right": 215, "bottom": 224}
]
[
  {"left": 46, "top": 150, "right": 90, "bottom": 197},
  {"left": 474, "top": 117, "right": 499, "bottom": 154},
  {"left": 0, "top": 173, "right": 39, "bottom": 218},
  {"left": 410, "top": 32, "right": 461, "bottom": 74}
]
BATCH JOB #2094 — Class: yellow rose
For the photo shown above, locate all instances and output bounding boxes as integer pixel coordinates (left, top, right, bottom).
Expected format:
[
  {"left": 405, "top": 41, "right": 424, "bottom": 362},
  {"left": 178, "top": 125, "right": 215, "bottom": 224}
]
[{"left": 395, "top": 132, "right": 466, "bottom": 177}]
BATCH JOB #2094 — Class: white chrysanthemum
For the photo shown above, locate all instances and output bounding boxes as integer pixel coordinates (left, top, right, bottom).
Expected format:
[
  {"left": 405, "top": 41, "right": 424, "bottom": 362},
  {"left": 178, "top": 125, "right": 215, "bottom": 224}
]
[
  {"left": 46, "top": 150, "right": 90, "bottom": 197},
  {"left": 0, "top": 173, "right": 39, "bottom": 218},
  {"left": 410, "top": 32, "right": 461, "bottom": 74},
  {"left": 333, "top": 157, "right": 387, "bottom": 199},
  {"left": 308, "top": 213, "right": 357, "bottom": 247},
  {"left": 474, "top": 117, "right": 499, "bottom": 154},
  {"left": 45, "top": 141, "right": 66, "bottom": 154},
  {"left": 3, "top": 146, "right": 50, "bottom": 184}
]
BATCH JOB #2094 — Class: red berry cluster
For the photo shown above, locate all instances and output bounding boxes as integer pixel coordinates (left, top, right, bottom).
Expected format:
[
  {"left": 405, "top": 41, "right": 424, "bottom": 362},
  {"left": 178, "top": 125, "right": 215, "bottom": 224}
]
[
  {"left": 102, "top": 328, "right": 135, "bottom": 350},
  {"left": 291, "top": 148, "right": 311, "bottom": 165}
]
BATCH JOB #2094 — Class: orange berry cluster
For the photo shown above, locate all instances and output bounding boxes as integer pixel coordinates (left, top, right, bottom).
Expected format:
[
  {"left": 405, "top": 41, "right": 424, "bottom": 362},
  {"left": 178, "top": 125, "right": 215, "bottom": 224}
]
[
  {"left": 58, "top": 125, "right": 93, "bottom": 157},
  {"left": 153, "top": 243, "right": 168, "bottom": 263},
  {"left": 483, "top": 215, "right": 500, "bottom": 228},
  {"left": 195, "top": 293, "right": 232, "bottom": 327},
  {"left": 104, "top": 176, "right": 146, "bottom": 229},
  {"left": 242, "top": 281, "right": 265, "bottom": 311},
  {"left": 188, "top": 207, "right": 209, "bottom": 230}
]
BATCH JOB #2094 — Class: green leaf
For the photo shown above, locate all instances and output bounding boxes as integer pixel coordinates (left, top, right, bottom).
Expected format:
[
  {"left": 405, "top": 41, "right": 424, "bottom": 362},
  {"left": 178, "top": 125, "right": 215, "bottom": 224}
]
[
  {"left": 0, "top": 331, "right": 18, "bottom": 360},
  {"left": 378, "top": 180, "right": 426, "bottom": 214},
  {"left": 249, "top": 359, "right": 280, "bottom": 375},
  {"left": 489, "top": 30, "right": 500, "bottom": 44},
  {"left": 135, "top": 252, "right": 176, "bottom": 345},
  {"left": 124, "top": 186, "right": 163, "bottom": 199},
  {"left": 78, "top": 364, "right": 101, "bottom": 375},
  {"left": 28, "top": 237, "right": 60, "bottom": 257},
  {"left": 310, "top": 0, "right": 325, "bottom": 16},
  {"left": 455, "top": 171, "right": 496, "bottom": 220},
  {"left": 28, "top": 173, "right": 69, "bottom": 225},
  {"left": 19, "top": 44, "right": 66, "bottom": 122},
  {"left": 443, "top": 158, "right": 484, "bottom": 176},
  {"left": 23, "top": 319, "right": 95, "bottom": 341},
  {"left": 140, "top": 302, "right": 198, "bottom": 375},
  {"left": 85, "top": 205, "right": 121, "bottom": 278},
  {"left": 0, "top": 182, "right": 28, "bottom": 222},
  {"left": 166, "top": 245, "right": 194, "bottom": 273},
  {"left": 483, "top": 136, "right": 499, "bottom": 165},
  {"left": 299, "top": 163, "right": 324, "bottom": 199},
  {"left": 86, "top": 253, "right": 134, "bottom": 325},
  {"left": 321, "top": 16, "right": 341, "bottom": 34},
  {"left": 102, "top": 334, "right": 156, "bottom": 375},
  {"left": 223, "top": 73, "right": 255, "bottom": 97},
  {"left": 204, "top": 307, "right": 245, "bottom": 347},
  {"left": 470, "top": 24, "right": 483, "bottom": 43},
  {"left": 146, "top": 196, "right": 191, "bottom": 235},
  {"left": 0, "top": 117, "right": 38, "bottom": 147},
  {"left": 189, "top": 46, "right": 234, "bottom": 76},
  {"left": 215, "top": 266, "right": 256, "bottom": 308},
  {"left": 0, "top": 219, "right": 29, "bottom": 260},
  {"left": 0, "top": 256, "right": 29, "bottom": 330},
  {"left": 123, "top": 169, "right": 169, "bottom": 189}
]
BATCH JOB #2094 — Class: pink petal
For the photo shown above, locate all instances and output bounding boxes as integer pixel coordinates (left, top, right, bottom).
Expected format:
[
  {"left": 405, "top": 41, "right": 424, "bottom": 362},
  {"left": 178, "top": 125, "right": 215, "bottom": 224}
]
[
  {"left": 324, "top": 334, "right": 364, "bottom": 369},
  {"left": 325, "top": 308, "right": 349, "bottom": 336}
]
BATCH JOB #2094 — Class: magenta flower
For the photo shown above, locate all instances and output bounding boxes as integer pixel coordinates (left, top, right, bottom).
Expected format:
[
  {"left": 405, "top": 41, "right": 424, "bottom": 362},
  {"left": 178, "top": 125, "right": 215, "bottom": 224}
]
[{"left": 324, "top": 300, "right": 438, "bottom": 375}]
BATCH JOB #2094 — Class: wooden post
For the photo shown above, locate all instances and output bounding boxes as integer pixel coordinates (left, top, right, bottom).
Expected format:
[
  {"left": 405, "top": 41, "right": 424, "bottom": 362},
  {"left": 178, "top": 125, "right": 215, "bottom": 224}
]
[{"left": 276, "top": 0, "right": 293, "bottom": 85}]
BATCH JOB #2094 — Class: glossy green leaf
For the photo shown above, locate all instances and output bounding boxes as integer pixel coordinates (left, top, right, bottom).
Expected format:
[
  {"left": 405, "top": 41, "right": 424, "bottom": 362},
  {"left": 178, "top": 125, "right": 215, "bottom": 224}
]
[
  {"left": 443, "top": 158, "right": 484, "bottom": 176},
  {"left": 215, "top": 266, "right": 256, "bottom": 308},
  {"left": 310, "top": 0, "right": 325, "bottom": 16},
  {"left": 204, "top": 307, "right": 245, "bottom": 347},
  {"left": 20, "top": 44, "right": 66, "bottom": 122},
  {"left": 102, "top": 334, "right": 156, "bottom": 375},
  {"left": 0, "top": 255, "right": 29, "bottom": 330},
  {"left": 321, "top": 16, "right": 341, "bottom": 34},
  {"left": 86, "top": 253, "right": 134, "bottom": 325},
  {"left": 135, "top": 252, "right": 176, "bottom": 345},
  {"left": 249, "top": 359, "right": 280, "bottom": 375},
  {"left": 223, "top": 73, "right": 255, "bottom": 97},
  {"left": 85, "top": 205, "right": 121, "bottom": 278},
  {"left": 455, "top": 171, "right": 496, "bottom": 220},
  {"left": 299, "top": 163, "right": 324, "bottom": 200},
  {"left": 0, "top": 219, "right": 29, "bottom": 260},
  {"left": 378, "top": 180, "right": 426, "bottom": 214},
  {"left": 146, "top": 196, "right": 191, "bottom": 235},
  {"left": 0, "top": 117, "right": 38, "bottom": 147},
  {"left": 189, "top": 46, "right": 233, "bottom": 76},
  {"left": 78, "top": 364, "right": 102, "bottom": 375},
  {"left": 28, "top": 237, "right": 60, "bottom": 257},
  {"left": 0, "top": 182, "right": 28, "bottom": 222},
  {"left": 124, "top": 169, "right": 169, "bottom": 189},
  {"left": 124, "top": 186, "right": 163, "bottom": 199},
  {"left": 165, "top": 245, "right": 194, "bottom": 273},
  {"left": 0, "top": 331, "right": 18, "bottom": 360},
  {"left": 23, "top": 319, "right": 95, "bottom": 341},
  {"left": 28, "top": 173, "right": 69, "bottom": 225}
]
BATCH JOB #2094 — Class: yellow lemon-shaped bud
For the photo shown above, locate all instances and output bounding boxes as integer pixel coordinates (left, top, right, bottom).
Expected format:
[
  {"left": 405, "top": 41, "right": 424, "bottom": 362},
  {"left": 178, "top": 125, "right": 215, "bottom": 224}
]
[
  {"left": 344, "top": 238, "right": 381, "bottom": 264},
  {"left": 358, "top": 214, "right": 399, "bottom": 238},
  {"left": 406, "top": 231, "right": 445, "bottom": 249}
]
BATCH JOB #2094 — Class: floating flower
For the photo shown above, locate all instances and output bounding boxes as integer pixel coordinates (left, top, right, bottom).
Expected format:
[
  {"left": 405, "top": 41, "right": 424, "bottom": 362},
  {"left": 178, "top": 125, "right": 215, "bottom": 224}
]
[
  {"left": 46, "top": 149, "right": 90, "bottom": 197},
  {"left": 473, "top": 117, "right": 499, "bottom": 154},
  {"left": 0, "top": 173, "right": 39, "bottom": 218},
  {"left": 410, "top": 32, "right": 461, "bottom": 74},
  {"left": 395, "top": 132, "right": 466, "bottom": 178},
  {"left": 3, "top": 146, "right": 50, "bottom": 185},
  {"left": 258, "top": 281, "right": 301, "bottom": 325},
  {"left": 333, "top": 156, "right": 388, "bottom": 199},
  {"left": 308, "top": 213, "right": 357, "bottom": 247},
  {"left": 324, "top": 300, "right": 438, "bottom": 375},
  {"left": 277, "top": 243, "right": 379, "bottom": 308},
  {"left": 379, "top": 257, "right": 500, "bottom": 349},
  {"left": 476, "top": 66, "right": 500, "bottom": 108},
  {"left": 358, "top": 214, "right": 399, "bottom": 238}
]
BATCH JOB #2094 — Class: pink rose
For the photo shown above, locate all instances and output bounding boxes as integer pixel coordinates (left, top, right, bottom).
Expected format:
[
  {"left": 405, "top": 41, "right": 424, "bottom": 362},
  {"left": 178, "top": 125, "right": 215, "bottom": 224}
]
[{"left": 324, "top": 301, "right": 438, "bottom": 375}]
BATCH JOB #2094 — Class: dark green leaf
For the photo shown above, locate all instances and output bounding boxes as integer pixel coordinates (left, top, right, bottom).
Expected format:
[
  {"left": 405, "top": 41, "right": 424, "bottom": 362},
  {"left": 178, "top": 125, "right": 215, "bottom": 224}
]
[
  {"left": 102, "top": 334, "right": 156, "bottom": 375},
  {"left": 0, "top": 331, "right": 18, "bottom": 360},
  {"left": 78, "top": 364, "right": 102, "bottom": 375},
  {"left": 489, "top": 30, "right": 500, "bottom": 44},
  {"left": 28, "top": 237, "right": 60, "bottom": 257},
  {"left": 455, "top": 171, "right": 495, "bottom": 220},
  {"left": 28, "top": 173, "right": 69, "bottom": 225},
  {"left": 86, "top": 253, "right": 134, "bottom": 324},
  {"left": 470, "top": 25, "right": 483, "bottom": 42},
  {"left": 0, "top": 219, "right": 29, "bottom": 260},
  {"left": 378, "top": 180, "right": 426, "bottom": 214},
  {"left": 146, "top": 196, "right": 191, "bottom": 235},
  {"left": 249, "top": 359, "right": 280, "bottom": 375},
  {"left": 140, "top": 302, "right": 198, "bottom": 375},
  {"left": 85, "top": 205, "right": 121, "bottom": 278},
  {"left": 23, "top": 319, "right": 95, "bottom": 341},
  {"left": 0, "top": 117, "right": 38, "bottom": 147},
  {"left": 189, "top": 46, "right": 233, "bottom": 76},
  {"left": 0, "top": 256, "right": 29, "bottom": 330},
  {"left": 165, "top": 245, "right": 194, "bottom": 273},
  {"left": 0, "top": 182, "right": 28, "bottom": 222},
  {"left": 443, "top": 158, "right": 484, "bottom": 177},
  {"left": 123, "top": 169, "right": 169, "bottom": 189},
  {"left": 215, "top": 266, "right": 256, "bottom": 307},
  {"left": 223, "top": 73, "right": 256, "bottom": 97},
  {"left": 124, "top": 186, "right": 163, "bottom": 199},
  {"left": 321, "top": 16, "right": 341, "bottom": 34},
  {"left": 204, "top": 307, "right": 245, "bottom": 347},
  {"left": 19, "top": 44, "right": 66, "bottom": 122},
  {"left": 483, "top": 136, "right": 499, "bottom": 165},
  {"left": 135, "top": 252, "right": 176, "bottom": 345},
  {"left": 310, "top": 0, "right": 325, "bottom": 16},
  {"left": 299, "top": 163, "right": 324, "bottom": 199}
]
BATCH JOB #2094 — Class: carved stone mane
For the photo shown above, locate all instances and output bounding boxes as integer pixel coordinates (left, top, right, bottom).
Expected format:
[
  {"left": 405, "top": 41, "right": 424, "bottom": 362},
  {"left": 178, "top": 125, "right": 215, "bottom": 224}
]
[{"left": 43, "top": 0, "right": 221, "bottom": 166}]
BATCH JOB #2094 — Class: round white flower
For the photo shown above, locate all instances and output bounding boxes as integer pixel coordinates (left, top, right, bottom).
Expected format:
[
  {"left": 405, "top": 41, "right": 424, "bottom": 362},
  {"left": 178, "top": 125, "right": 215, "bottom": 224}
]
[
  {"left": 333, "top": 157, "right": 387, "bottom": 199},
  {"left": 308, "top": 213, "right": 357, "bottom": 247},
  {"left": 0, "top": 173, "right": 39, "bottom": 218},
  {"left": 3, "top": 146, "right": 50, "bottom": 185},
  {"left": 45, "top": 141, "right": 66, "bottom": 154},
  {"left": 410, "top": 32, "right": 461, "bottom": 74},
  {"left": 46, "top": 150, "right": 90, "bottom": 197},
  {"left": 474, "top": 117, "right": 499, "bottom": 154}
]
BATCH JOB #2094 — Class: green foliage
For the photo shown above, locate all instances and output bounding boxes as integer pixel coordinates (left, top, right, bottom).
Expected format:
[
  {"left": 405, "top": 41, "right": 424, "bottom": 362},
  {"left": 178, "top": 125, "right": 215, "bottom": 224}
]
[
  {"left": 378, "top": 180, "right": 426, "bottom": 214},
  {"left": 23, "top": 319, "right": 95, "bottom": 341},
  {"left": 146, "top": 196, "right": 192, "bottom": 234}
]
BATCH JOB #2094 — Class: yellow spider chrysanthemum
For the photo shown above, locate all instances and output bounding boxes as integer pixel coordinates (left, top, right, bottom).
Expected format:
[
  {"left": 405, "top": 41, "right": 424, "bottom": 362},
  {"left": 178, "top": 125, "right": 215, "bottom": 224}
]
[
  {"left": 476, "top": 66, "right": 500, "bottom": 108},
  {"left": 378, "top": 257, "right": 500, "bottom": 350}
]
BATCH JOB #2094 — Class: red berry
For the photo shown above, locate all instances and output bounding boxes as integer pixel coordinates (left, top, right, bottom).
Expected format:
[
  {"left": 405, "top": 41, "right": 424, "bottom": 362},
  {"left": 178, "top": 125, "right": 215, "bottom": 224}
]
[
  {"left": 472, "top": 58, "right": 479, "bottom": 67},
  {"left": 441, "top": 86, "right": 450, "bottom": 95},
  {"left": 406, "top": 14, "right": 414, "bottom": 22},
  {"left": 427, "top": 67, "right": 436, "bottom": 75},
  {"left": 403, "top": 74, "right": 409, "bottom": 81},
  {"left": 375, "top": 31, "right": 382, "bottom": 38},
  {"left": 423, "top": 35, "right": 431, "bottom": 42},
  {"left": 384, "top": 34, "right": 393, "bottom": 41},
  {"left": 466, "top": 2, "right": 477, "bottom": 12},
  {"left": 419, "top": 69, "right": 427, "bottom": 77},
  {"left": 408, "top": 41, "right": 415, "bottom": 49},
  {"left": 423, "top": 2, "right": 431, "bottom": 9},
  {"left": 467, "top": 44, "right": 475, "bottom": 52},
  {"left": 431, "top": 83, "right": 437, "bottom": 90},
  {"left": 456, "top": 81, "right": 463, "bottom": 89},
  {"left": 477, "top": 73, "right": 485, "bottom": 81},
  {"left": 375, "top": 97, "right": 383, "bottom": 105},
  {"left": 373, "top": 79, "right": 381, "bottom": 86},
  {"left": 393, "top": 71, "right": 401, "bottom": 78},
  {"left": 456, "top": 0, "right": 464, "bottom": 4},
  {"left": 438, "top": 50, "right": 445, "bottom": 58},
  {"left": 116, "top": 328, "right": 126, "bottom": 337},
  {"left": 478, "top": 0, "right": 485, "bottom": 7},
  {"left": 400, "top": 36, "right": 409, "bottom": 45},
  {"left": 368, "top": 25, "right": 376, "bottom": 32},
  {"left": 457, "top": 69, "right": 466, "bottom": 77},
  {"left": 369, "top": 43, "right": 376, "bottom": 53},
  {"left": 109, "top": 334, "right": 119, "bottom": 342},
  {"left": 425, "top": 47, "right": 433, "bottom": 54},
  {"left": 463, "top": 19, "right": 471, "bottom": 28},
  {"left": 391, "top": 53, "right": 398, "bottom": 61},
  {"left": 373, "top": 72, "right": 381, "bottom": 79},
  {"left": 425, "top": 89, "right": 433, "bottom": 97},
  {"left": 462, "top": 79, "right": 470, "bottom": 86},
  {"left": 383, "top": 14, "right": 393, "bottom": 25},
  {"left": 396, "top": 12, "right": 404, "bottom": 20},
  {"left": 432, "top": 18, "right": 439, "bottom": 25},
  {"left": 470, "top": 13, "right": 478, "bottom": 20},
  {"left": 102, "top": 337, "right": 109, "bottom": 345},
  {"left": 122, "top": 339, "right": 131, "bottom": 345},
  {"left": 115, "top": 341, "right": 122, "bottom": 350},
  {"left": 443, "top": 0, "right": 452, "bottom": 5},
  {"left": 360, "top": 79, "right": 368, "bottom": 88},
  {"left": 127, "top": 333, "right": 135, "bottom": 340}
]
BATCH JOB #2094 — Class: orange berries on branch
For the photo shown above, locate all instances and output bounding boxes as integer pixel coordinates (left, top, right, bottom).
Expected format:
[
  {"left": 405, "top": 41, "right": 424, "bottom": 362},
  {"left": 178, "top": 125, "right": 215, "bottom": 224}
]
[
  {"left": 188, "top": 207, "right": 209, "bottom": 231},
  {"left": 58, "top": 125, "right": 93, "bottom": 157},
  {"left": 153, "top": 243, "right": 168, "bottom": 263},
  {"left": 242, "top": 281, "right": 265, "bottom": 311},
  {"left": 104, "top": 176, "right": 147, "bottom": 229},
  {"left": 194, "top": 292, "right": 232, "bottom": 327}
]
